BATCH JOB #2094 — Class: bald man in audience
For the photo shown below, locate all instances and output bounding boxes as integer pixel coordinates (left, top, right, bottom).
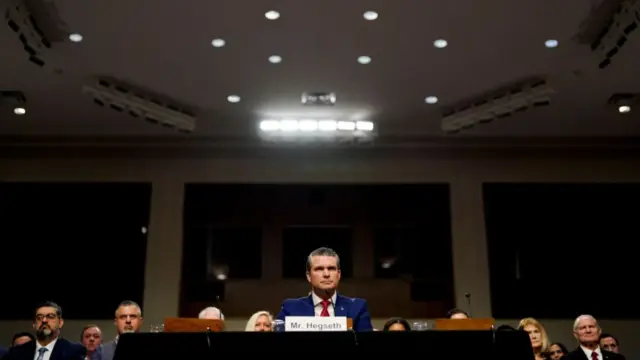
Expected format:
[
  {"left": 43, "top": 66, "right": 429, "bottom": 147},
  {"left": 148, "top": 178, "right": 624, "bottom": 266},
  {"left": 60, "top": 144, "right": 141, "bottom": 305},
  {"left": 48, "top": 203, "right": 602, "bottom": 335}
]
[
  {"left": 198, "top": 306, "right": 224, "bottom": 320},
  {"left": 563, "top": 315, "right": 625, "bottom": 360},
  {"left": 101, "top": 301, "right": 143, "bottom": 360}
]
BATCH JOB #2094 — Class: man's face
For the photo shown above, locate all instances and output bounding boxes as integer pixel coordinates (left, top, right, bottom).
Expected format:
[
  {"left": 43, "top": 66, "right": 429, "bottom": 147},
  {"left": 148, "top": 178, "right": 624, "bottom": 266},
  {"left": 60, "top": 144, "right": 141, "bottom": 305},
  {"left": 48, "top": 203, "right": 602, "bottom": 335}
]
[
  {"left": 574, "top": 318, "right": 601, "bottom": 345},
  {"left": 600, "top": 336, "right": 619, "bottom": 353},
  {"left": 114, "top": 305, "right": 142, "bottom": 335},
  {"left": 13, "top": 336, "right": 32, "bottom": 346},
  {"left": 81, "top": 327, "right": 102, "bottom": 351},
  {"left": 33, "top": 306, "right": 63, "bottom": 338},
  {"left": 306, "top": 255, "right": 341, "bottom": 291}
]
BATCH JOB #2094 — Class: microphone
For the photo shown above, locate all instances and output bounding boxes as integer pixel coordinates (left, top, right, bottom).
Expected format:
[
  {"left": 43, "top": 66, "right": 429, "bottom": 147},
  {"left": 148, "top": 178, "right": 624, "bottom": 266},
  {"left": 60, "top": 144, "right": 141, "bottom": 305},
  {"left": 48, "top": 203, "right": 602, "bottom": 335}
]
[{"left": 465, "top": 293, "right": 473, "bottom": 317}]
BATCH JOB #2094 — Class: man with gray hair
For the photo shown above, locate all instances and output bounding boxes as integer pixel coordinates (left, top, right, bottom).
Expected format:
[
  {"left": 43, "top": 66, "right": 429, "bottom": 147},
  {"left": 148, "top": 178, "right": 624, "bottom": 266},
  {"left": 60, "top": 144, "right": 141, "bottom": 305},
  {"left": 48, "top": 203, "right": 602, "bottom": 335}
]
[
  {"left": 564, "top": 315, "right": 625, "bottom": 360},
  {"left": 198, "top": 306, "right": 224, "bottom": 320},
  {"left": 276, "top": 247, "right": 373, "bottom": 331},
  {"left": 101, "top": 300, "right": 143, "bottom": 360}
]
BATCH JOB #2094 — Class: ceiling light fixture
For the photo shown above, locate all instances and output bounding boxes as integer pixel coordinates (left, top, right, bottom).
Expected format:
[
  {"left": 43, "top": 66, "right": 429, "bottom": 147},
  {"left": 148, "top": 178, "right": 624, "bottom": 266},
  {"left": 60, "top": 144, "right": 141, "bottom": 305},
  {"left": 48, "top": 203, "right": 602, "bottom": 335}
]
[
  {"left": 268, "top": 55, "right": 282, "bottom": 63},
  {"left": 545, "top": 39, "right": 559, "bottom": 48},
  {"left": 13, "top": 107, "right": 26, "bottom": 115},
  {"left": 68, "top": 33, "right": 83, "bottom": 42},
  {"left": 265, "top": 10, "right": 280, "bottom": 20},
  {"left": 425, "top": 96, "right": 438, "bottom": 104},
  {"left": 363, "top": 11, "right": 378, "bottom": 20},
  {"left": 433, "top": 39, "right": 448, "bottom": 48},
  {"left": 357, "top": 56, "right": 371, "bottom": 64},
  {"left": 227, "top": 95, "right": 241, "bottom": 103},
  {"left": 619, "top": 105, "right": 631, "bottom": 113},
  {"left": 211, "top": 38, "right": 226, "bottom": 47}
]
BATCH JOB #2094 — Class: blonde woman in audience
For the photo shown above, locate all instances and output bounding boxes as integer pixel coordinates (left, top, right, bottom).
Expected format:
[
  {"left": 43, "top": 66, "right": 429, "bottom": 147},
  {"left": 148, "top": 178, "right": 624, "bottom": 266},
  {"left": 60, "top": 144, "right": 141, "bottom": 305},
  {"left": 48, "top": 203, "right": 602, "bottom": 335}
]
[
  {"left": 518, "top": 317, "right": 550, "bottom": 360},
  {"left": 245, "top": 311, "right": 273, "bottom": 332}
]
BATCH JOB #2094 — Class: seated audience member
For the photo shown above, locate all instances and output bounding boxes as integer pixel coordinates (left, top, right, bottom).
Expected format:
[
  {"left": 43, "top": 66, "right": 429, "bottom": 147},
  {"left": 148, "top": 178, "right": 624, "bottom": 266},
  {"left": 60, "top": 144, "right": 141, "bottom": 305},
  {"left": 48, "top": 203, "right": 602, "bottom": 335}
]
[
  {"left": 446, "top": 308, "right": 469, "bottom": 319},
  {"left": 564, "top": 315, "right": 625, "bottom": 360},
  {"left": 245, "top": 311, "right": 273, "bottom": 332},
  {"left": 80, "top": 325, "right": 102, "bottom": 360},
  {"left": 2, "top": 301, "right": 85, "bottom": 360},
  {"left": 382, "top": 318, "right": 411, "bottom": 331},
  {"left": 599, "top": 333, "right": 620, "bottom": 354},
  {"left": 549, "top": 343, "right": 570, "bottom": 360},
  {"left": 11, "top": 333, "right": 35, "bottom": 347},
  {"left": 518, "top": 317, "right": 550, "bottom": 360},
  {"left": 102, "top": 300, "right": 143, "bottom": 360},
  {"left": 0, "top": 346, "right": 6, "bottom": 358},
  {"left": 198, "top": 306, "right": 224, "bottom": 320},
  {"left": 276, "top": 247, "right": 373, "bottom": 332}
]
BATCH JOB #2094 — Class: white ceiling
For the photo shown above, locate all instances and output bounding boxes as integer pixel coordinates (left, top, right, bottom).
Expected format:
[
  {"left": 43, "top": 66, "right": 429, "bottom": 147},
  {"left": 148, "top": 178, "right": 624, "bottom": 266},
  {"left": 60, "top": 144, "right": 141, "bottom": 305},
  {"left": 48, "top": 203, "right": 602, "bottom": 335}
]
[{"left": 1, "top": 0, "right": 640, "bottom": 145}]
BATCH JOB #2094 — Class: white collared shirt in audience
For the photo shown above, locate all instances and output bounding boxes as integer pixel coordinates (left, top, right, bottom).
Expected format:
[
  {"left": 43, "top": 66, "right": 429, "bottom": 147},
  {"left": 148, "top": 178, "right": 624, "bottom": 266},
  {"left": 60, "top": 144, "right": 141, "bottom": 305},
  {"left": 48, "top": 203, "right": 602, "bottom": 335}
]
[
  {"left": 34, "top": 338, "right": 57, "bottom": 360},
  {"left": 581, "top": 345, "right": 603, "bottom": 360}
]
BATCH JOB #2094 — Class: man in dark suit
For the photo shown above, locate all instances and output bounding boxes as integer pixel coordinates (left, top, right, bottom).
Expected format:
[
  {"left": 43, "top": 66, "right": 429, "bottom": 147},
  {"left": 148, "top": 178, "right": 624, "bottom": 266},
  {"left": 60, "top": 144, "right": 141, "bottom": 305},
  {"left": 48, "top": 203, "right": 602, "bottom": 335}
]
[
  {"left": 1, "top": 301, "right": 85, "bottom": 360},
  {"left": 276, "top": 247, "right": 373, "bottom": 332},
  {"left": 563, "top": 315, "right": 625, "bottom": 360},
  {"left": 0, "top": 346, "right": 7, "bottom": 358},
  {"left": 101, "top": 300, "right": 143, "bottom": 360}
]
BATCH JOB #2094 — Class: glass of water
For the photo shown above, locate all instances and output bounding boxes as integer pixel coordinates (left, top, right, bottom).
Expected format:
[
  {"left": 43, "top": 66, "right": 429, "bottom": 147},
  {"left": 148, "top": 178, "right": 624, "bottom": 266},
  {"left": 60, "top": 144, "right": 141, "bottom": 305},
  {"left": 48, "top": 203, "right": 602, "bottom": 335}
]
[
  {"left": 272, "top": 319, "right": 285, "bottom": 332},
  {"left": 412, "top": 321, "right": 429, "bottom": 331}
]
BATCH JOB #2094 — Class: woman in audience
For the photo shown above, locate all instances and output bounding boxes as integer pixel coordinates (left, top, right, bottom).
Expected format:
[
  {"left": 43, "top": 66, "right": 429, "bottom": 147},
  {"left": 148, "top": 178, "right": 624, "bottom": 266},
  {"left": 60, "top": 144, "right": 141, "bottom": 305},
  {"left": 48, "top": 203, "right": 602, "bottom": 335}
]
[
  {"left": 517, "top": 317, "right": 550, "bottom": 360},
  {"left": 548, "top": 343, "right": 569, "bottom": 360},
  {"left": 244, "top": 310, "right": 273, "bottom": 332},
  {"left": 382, "top": 317, "right": 412, "bottom": 331}
]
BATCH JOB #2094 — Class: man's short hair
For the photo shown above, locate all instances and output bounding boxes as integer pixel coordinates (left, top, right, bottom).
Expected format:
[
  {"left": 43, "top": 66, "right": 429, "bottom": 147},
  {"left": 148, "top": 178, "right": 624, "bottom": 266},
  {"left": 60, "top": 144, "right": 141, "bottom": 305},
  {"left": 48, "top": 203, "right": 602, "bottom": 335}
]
[
  {"left": 306, "top": 247, "right": 340, "bottom": 272},
  {"left": 35, "top": 301, "right": 63, "bottom": 318},
  {"left": 198, "top": 306, "right": 224, "bottom": 320},
  {"left": 573, "top": 314, "right": 598, "bottom": 331},
  {"left": 446, "top": 308, "right": 469, "bottom": 318},
  {"left": 600, "top": 333, "right": 619, "bottom": 345},
  {"left": 115, "top": 300, "right": 142, "bottom": 316}
]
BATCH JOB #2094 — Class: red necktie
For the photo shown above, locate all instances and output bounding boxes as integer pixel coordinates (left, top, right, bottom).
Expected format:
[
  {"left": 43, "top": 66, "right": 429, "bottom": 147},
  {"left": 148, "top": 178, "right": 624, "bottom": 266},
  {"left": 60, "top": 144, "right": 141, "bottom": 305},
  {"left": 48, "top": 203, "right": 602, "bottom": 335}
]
[
  {"left": 320, "top": 300, "right": 330, "bottom": 317},
  {"left": 591, "top": 352, "right": 598, "bottom": 360}
]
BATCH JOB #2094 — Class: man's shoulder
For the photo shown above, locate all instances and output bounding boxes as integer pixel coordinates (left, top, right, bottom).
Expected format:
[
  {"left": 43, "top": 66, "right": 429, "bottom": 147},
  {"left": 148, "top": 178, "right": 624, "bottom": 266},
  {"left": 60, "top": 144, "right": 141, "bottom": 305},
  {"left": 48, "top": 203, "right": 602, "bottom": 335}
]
[
  {"left": 337, "top": 294, "right": 368, "bottom": 306},
  {"left": 281, "top": 296, "right": 310, "bottom": 306},
  {"left": 603, "top": 350, "right": 625, "bottom": 360},
  {"left": 56, "top": 339, "right": 85, "bottom": 355}
]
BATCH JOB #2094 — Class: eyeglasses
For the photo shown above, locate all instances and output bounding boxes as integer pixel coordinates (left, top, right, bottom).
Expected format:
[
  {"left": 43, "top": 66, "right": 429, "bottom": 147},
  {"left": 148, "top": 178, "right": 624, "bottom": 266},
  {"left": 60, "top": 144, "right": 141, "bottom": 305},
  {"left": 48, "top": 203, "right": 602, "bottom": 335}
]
[{"left": 35, "top": 313, "right": 58, "bottom": 321}]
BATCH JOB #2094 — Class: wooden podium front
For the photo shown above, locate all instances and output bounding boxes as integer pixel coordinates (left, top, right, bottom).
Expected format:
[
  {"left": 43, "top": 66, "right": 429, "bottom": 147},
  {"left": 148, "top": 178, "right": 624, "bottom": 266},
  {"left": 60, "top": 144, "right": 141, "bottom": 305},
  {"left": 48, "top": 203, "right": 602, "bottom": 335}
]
[
  {"left": 435, "top": 318, "right": 495, "bottom": 330},
  {"left": 164, "top": 317, "right": 225, "bottom": 332}
]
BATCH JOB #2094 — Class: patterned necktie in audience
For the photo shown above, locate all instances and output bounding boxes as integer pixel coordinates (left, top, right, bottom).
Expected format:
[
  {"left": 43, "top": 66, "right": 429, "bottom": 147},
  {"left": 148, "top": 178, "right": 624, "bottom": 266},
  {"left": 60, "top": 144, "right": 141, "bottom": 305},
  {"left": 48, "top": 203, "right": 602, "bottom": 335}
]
[{"left": 36, "top": 347, "right": 48, "bottom": 360}]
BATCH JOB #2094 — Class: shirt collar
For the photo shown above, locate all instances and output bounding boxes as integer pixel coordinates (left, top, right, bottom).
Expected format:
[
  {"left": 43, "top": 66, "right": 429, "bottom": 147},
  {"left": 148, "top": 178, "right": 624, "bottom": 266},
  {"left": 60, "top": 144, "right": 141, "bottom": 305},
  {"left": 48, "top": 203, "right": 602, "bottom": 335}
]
[
  {"left": 311, "top": 291, "right": 337, "bottom": 306},
  {"left": 35, "top": 337, "right": 58, "bottom": 354},
  {"left": 581, "top": 345, "right": 602, "bottom": 359}
]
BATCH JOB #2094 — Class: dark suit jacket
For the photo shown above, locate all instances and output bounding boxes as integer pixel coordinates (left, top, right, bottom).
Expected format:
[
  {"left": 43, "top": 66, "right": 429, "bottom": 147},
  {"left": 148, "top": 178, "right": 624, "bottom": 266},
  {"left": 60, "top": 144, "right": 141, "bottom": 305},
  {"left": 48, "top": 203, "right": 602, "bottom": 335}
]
[
  {"left": 0, "top": 346, "right": 8, "bottom": 359},
  {"left": 99, "top": 341, "right": 116, "bottom": 360},
  {"left": 1, "top": 338, "right": 85, "bottom": 360},
  {"left": 276, "top": 294, "right": 374, "bottom": 332},
  {"left": 563, "top": 348, "right": 626, "bottom": 360}
]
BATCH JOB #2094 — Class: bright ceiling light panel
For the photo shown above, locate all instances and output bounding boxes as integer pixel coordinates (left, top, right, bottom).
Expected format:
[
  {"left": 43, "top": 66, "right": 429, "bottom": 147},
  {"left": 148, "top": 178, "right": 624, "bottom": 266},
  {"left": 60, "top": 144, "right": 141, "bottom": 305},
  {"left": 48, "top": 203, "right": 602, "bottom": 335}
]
[
  {"left": 363, "top": 11, "right": 378, "bottom": 20},
  {"left": 357, "top": 56, "right": 371, "bottom": 64},
  {"left": 265, "top": 10, "right": 280, "bottom": 20},
  {"left": 425, "top": 96, "right": 438, "bottom": 104},
  {"left": 433, "top": 39, "right": 448, "bottom": 48},
  {"left": 268, "top": 55, "right": 282, "bottom": 63},
  {"left": 259, "top": 119, "right": 375, "bottom": 141},
  {"left": 13, "top": 107, "right": 26, "bottom": 115},
  {"left": 227, "top": 95, "right": 241, "bottom": 103},
  {"left": 211, "top": 38, "right": 226, "bottom": 47},
  {"left": 545, "top": 39, "right": 558, "bottom": 48},
  {"left": 68, "top": 33, "right": 83, "bottom": 42}
]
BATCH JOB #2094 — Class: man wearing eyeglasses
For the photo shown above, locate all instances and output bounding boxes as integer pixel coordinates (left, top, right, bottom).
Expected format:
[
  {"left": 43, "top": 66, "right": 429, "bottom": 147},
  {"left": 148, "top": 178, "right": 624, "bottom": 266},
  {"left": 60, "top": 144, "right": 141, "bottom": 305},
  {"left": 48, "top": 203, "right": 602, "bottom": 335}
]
[{"left": 1, "top": 301, "right": 85, "bottom": 360}]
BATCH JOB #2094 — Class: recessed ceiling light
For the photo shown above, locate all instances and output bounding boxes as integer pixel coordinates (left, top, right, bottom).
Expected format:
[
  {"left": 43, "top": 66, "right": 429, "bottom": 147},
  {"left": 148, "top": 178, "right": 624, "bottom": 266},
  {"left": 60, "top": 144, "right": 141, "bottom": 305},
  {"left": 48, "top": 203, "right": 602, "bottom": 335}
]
[
  {"left": 433, "top": 39, "right": 448, "bottom": 48},
  {"left": 363, "top": 11, "right": 378, "bottom": 20},
  {"left": 68, "top": 33, "right": 83, "bottom": 42},
  {"left": 357, "top": 56, "right": 371, "bottom": 64},
  {"left": 619, "top": 105, "right": 631, "bottom": 113},
  {"left": 13, "top": 107, "right": 26, "bottom": 115},
  {"left": 227, "top": 95, "right": 241, "bottom": 103},
  {"left": 545, "top": 39, "right": 559, "bottom": 48},
  {"left": 211, "top": 38, "right": 226, "bottom": 47},
  {"left": 265, "top": 10, "right": 280, "bottom": 20},
  {"left": 268, "top": 55, "right": 282, "bottom": 63},
  {"left": 425, "top": 96, "right": 438, "bottom": 104}
]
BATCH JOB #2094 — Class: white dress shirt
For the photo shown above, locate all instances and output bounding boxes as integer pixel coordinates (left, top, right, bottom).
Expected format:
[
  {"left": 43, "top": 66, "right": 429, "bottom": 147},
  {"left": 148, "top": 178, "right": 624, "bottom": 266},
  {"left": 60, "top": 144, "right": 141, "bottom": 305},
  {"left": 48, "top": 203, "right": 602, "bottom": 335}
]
[
  {"left": 312, "top": 292, "right": 337, "bottom": 316},
  {"left": 581, "top": 345, "right": 603, "bottom": 360},
  {"left": 34, "top": 338, "right": 57, "bottom": 360}
]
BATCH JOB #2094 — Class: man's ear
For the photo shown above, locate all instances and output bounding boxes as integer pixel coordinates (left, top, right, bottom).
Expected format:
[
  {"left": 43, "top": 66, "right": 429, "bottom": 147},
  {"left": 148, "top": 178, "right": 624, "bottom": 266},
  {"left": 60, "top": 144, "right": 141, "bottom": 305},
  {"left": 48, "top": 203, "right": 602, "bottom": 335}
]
[
  {"left": 306, "top": 272, "right": 311, "bottom": 283},
  {"left": 59, "top": 318, "right": 64, "bottom": 328}
]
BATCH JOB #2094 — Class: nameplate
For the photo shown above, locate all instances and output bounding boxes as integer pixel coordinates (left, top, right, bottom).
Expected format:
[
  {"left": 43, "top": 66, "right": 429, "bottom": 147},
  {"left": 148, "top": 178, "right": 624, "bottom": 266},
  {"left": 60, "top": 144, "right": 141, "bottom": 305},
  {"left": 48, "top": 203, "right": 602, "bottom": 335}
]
[{"left": 285, "top": 316, "right": 348, "bottom": 332}]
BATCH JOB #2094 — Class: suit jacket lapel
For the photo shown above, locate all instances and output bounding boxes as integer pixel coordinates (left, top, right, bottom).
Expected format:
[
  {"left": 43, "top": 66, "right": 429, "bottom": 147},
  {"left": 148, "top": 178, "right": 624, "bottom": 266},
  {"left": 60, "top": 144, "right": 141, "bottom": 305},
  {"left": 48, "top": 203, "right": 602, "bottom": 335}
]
[
  {"left": 48, "top": 339, "right": 63, "bottom": 360},
  {"left": 305, "top": 295, "right": 315, "bottom": 316}
]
